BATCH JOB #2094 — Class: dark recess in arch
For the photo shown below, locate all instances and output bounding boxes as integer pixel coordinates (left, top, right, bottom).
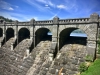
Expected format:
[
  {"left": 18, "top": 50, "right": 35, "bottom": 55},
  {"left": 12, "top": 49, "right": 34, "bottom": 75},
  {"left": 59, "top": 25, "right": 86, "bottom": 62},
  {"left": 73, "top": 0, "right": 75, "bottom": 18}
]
[
  {"left": 6, "top": 28, "right": 14, "bottom": 41},
  {"left": 59, "top": 28, "right": 87, "bottom": 50},
  {"left": 0, "top": 28, "right": 3, "bottom": 37},
  {"left": 18, "top": 28, "right": 30, "bottom": 43},
  {"left": 35, "top": 28, "right": 52, "bottom": 46}
]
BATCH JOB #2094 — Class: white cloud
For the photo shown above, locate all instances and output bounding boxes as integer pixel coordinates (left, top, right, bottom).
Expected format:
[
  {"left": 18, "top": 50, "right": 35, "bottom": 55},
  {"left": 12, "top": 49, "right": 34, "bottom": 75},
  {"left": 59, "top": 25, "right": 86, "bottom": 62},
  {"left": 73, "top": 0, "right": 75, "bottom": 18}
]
[
  {"left": 8, "top": 7, "right": 14, "bottom": 10},
  {"left": 57, "top": 4, "right": 66, "bottom": 9},
  {"left": 36, "top": 0, "right": 46, "bottom": 4},
  {"left": 56, "top": 0, "right": 79, "bottom": 13},
  {"left": 45, "top": 5, "right": 48, "bottom": 7},
  {"left": 36, "top": 0, "right": 55, "bottom": 8},
  {"left": 48, "top": 1, "right": 55, "bottom": 7},
  {"left": 24, "top": 0, "right": 55, "bottom": 13},
  {"left": 0, "top": 0, "right": 14, "bottom": 10},
  {"left": 45, "top": 4, "right": 51, "bottom": 10}
]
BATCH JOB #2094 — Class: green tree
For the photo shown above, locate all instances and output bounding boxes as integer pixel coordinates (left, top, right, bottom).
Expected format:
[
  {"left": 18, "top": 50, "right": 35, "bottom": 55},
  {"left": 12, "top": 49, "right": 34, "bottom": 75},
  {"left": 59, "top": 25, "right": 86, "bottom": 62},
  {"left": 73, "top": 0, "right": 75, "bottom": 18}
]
[{"left": 0, "top": 16, "right": 13, "bottom": 22}]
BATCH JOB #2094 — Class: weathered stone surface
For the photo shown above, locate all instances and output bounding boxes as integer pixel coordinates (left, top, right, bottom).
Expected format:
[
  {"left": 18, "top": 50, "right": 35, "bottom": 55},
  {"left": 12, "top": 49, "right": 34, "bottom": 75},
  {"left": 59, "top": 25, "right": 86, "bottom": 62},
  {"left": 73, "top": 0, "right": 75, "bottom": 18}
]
[
  {"left": 0, "top": 13, "right": 99, "bottom": 75},
  {"left": 47, "top": 40, "right": 87, "bottom": 75},
  {"left": 49, "top": 68, "right": 56, "bottom": 74}
]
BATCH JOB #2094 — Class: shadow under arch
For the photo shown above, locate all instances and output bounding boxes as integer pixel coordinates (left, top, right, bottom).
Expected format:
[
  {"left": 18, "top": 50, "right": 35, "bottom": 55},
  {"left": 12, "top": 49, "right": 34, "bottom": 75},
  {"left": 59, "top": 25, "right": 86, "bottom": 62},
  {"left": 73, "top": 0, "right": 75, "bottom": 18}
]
[
  {"left": 18, "top": 28, "right": 30, "bottom": 43},
  {"left": 35, "top": 28, "right": 52, "bottom": 46},
  {"left": 0, "top": 28, "right": 3, "bottom": 37},
  {"left": 59, "top": 27, "right": 87, "bottom": 50},
  {"left": 6, "top": 28, "right": 14, "bottom": 41}
]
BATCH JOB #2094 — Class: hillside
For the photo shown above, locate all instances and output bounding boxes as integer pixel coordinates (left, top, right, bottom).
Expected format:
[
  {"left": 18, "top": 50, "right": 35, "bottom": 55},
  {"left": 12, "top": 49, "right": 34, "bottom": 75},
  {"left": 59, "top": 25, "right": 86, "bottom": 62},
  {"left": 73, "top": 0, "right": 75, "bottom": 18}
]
[
  {"left": 80, "top": 59, "right": 100, "bottom": 75},
  {"left": 0, "top": 16, "right": 13, "bottom": 22}
]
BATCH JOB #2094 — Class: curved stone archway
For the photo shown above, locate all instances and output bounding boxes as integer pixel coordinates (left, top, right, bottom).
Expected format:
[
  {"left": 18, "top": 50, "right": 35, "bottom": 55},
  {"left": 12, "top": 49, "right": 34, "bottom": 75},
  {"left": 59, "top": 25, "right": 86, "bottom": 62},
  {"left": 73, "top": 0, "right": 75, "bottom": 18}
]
[
  {"left": 35, "top": 26, "right": 53, "bottom": 33},
  {"left": 6, "top": 28, "right": 14, "bottom": 41},
  {"left": 18, "top": 26, "right": 30, "bottom": 32},
  {"left": 18, "top": 28, "right": 30, "bottom": 42},
  {"left": 35, "top": 28, "right": 52, "bottom": 46},
  {"left": 59, "top": 27, "right": 87, "bottom": 49}
]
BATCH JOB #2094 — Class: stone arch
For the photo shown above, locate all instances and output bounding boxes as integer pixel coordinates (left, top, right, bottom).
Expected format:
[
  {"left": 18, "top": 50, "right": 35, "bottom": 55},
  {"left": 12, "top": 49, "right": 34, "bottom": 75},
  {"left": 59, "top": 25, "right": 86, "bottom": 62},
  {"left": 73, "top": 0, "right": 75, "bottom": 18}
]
[
  {"left": 35, "top": 26, "right": 52, "bottom": 33},
  {"left": 77, "top": 26, "right": 89, "bottom": 40},
  {"left": 6, "top": 28, "right": 14, "bottom": 41},
  {"left": 18, "top": 28, "right": 30, "bottom": 42},
  {"left": 59, "top": 27, "right": 87, "bottom": 49},
  {"left": 0, "top": 28, "right": 3, "bottom": 37},
  {"left": 35, "top": 27, "right": 52, "bottom": 46},
  {"left": 6, "top": 26, "right": 16, "bottom": 37},
  {"left": 59, "top": 25, "right": 89, "bottom": 40},
  {"left": 6, "top": 26, "right": 15, "bottom": 30},
  {"left": 18, "top": 26, "right": 30, "bottom": 32}
]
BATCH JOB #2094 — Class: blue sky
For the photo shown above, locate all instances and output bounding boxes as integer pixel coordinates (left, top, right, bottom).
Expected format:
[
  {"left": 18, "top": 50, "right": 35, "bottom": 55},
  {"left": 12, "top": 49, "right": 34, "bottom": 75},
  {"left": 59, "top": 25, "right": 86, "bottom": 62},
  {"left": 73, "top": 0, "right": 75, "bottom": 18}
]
[{"left": 0, "top": 0, "right": 100, "bottom": 21}]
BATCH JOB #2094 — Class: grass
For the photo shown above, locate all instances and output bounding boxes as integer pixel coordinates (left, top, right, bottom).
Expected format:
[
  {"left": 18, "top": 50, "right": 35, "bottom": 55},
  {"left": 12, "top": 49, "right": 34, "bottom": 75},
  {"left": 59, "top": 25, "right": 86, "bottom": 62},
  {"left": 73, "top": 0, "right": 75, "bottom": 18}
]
[{"left": 80, "top": 59, "right": 100, "bottom": 75}]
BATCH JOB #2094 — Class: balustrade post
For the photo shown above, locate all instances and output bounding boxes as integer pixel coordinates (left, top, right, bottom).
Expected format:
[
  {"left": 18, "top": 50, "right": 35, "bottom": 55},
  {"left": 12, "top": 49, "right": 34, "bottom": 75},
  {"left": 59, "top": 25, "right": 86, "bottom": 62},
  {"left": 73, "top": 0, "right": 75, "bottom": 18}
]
[
  {"left": 14, "top": 20, "right": 18, "bottom": 44},
  {"left": 30, "top": 18, "right": 35, "bottom": 48}
]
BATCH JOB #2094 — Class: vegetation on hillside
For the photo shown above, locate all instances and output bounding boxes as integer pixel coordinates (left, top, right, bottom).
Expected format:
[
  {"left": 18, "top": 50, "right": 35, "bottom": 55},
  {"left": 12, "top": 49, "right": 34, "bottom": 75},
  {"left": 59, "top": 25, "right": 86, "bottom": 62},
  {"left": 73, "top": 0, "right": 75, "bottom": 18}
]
[
  {"left": 80, "top": 59, "right": 100, "bottom": 75},
  {"left": 80, "top": 35, "right": 100, "bottom": 75},
  {"left": 0, "top": 16, "right": 13, "bottom": 22}
]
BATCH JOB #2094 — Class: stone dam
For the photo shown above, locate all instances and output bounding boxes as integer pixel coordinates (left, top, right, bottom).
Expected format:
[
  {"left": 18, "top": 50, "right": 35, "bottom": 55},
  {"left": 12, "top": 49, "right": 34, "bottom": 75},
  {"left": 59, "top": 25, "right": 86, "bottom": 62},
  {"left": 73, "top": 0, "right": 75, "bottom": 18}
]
[{"left": 0, "top": 13, "right": 100, "bottom": 75}]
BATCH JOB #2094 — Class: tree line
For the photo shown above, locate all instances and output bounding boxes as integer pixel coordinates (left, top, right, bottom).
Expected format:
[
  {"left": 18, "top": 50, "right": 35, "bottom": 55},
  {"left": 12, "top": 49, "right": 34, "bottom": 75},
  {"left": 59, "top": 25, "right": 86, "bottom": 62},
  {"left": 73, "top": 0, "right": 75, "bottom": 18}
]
[{"left": 0, "top": 16, "right": 13, "bottom": 22}]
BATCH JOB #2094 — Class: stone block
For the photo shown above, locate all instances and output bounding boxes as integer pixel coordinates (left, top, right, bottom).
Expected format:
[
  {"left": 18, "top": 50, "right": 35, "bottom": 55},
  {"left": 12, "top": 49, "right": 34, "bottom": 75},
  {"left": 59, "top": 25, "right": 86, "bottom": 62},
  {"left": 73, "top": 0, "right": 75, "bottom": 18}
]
[
  {"left": 43, "top": 63, "right": 50, "bottom": 68},
  {"left": 50, "top": 42, "right": 56, "bottom": 50},
  {"left": 13, "top": 71, "right": 18, "bottom": 75},
  {"left": 72, "top": 59, "right": 78, "bottom": 65},
  {"left": 67, "top": 71, "right": 76, "bottom": 75},
  {"left": 17, "top": 68, "right": 23, "bottom": 73},
  {"left": 54, "top": 61, "right": 60, "bottom": 66},
  {"left": 20, "top": 66, "right": 29, "bottom": 71},
  {"left": 64, "top": 65, "right": 70, "bottom": 69},
  {"left": 70, "top": 64, "right": 78, "bottom": 71},
  {"left": 87, "top": 47, "right": 96, "bottom": 61},
  {"left": 62, "top": 68, "right": 66, "bottom": 73},
  {"left": 90, "top": 13, "right": 99, "bottom": 22},
  {"left": 49, "top": 68, "right": 56, "bottom": 74},
  {"left": 40, "top": 71, "right": 47, "bottom": 75}
]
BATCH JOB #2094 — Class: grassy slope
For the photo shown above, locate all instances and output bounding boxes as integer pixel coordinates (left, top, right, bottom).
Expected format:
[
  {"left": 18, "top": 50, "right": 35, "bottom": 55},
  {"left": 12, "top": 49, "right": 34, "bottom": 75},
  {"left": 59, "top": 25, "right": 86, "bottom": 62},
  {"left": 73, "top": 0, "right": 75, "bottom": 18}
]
[{"left": 81, "top": 59, "right": 100, "bottom": 75}]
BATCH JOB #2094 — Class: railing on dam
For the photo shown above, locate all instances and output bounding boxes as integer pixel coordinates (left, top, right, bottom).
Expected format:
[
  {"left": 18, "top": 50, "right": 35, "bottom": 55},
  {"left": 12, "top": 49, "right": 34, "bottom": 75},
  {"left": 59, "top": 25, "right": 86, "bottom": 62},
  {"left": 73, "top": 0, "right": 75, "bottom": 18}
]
[
  {"left": 59, "top": 18, "right": 90, "bottom": 24},
  {"left": 0, "top": 16, "right": 100, "bottom": 25},
  {"left": 35, "top": 20, "right": 53, "bottom": 25},
  {"left": 17, "top": 22, "right": 30, "bottom": 25}
]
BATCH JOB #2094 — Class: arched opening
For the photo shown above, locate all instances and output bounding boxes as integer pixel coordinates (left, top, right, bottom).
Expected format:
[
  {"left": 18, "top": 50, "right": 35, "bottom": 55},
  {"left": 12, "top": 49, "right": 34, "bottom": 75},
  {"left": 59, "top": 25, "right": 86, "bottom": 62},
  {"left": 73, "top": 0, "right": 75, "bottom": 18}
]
[
  {"left": 59, "top": 28, "right": 87, "bottom": 50},
  {"left": 0, "top": 28, "right": 3, "bottom": 37},
  {"left": 35, "top": 28, "right": 52, "bottom": 46},
  {"left": 6, "top": 28, "right": 14, "bottom": 41},
  {"left": 18, "top": 28, "right": 30, "bottom": 43}
]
